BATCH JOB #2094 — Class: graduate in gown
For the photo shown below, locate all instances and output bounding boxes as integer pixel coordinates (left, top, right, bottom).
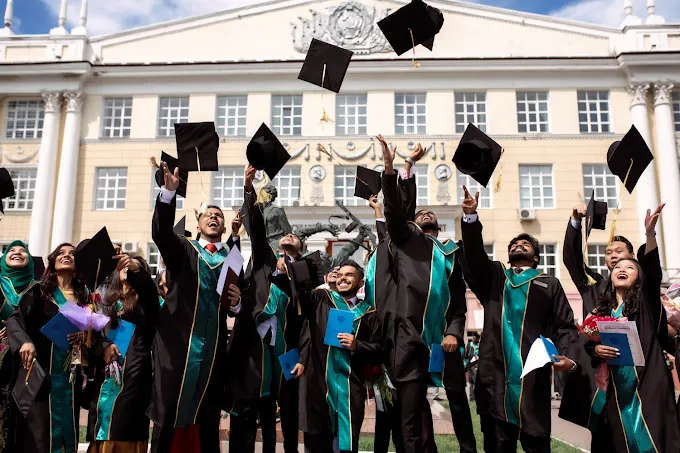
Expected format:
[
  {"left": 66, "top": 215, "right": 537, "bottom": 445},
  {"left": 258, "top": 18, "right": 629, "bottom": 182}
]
[
  {"left": 150, "top": 163, "right": 243, "bottom": 453},
  {"left": 374, "top": 136, "right": 474, "bottom": 453},
  {"left": 86, "top": 254, "right": 159, "bottom": 453},
  {"left": 227, "top": 165, "right": 309, "bottom": 453},
  {"left": 584, "top": 205, "right": 680, "bottom": 453},
  {"left": 0, "top": 241, "right": 38, "bottom": 452},
  {"left": 460, "top": 187, "right": 579, "bottom": 453},
  {"left": 7, "top": 243, "right": 90, "bottom": 453}
]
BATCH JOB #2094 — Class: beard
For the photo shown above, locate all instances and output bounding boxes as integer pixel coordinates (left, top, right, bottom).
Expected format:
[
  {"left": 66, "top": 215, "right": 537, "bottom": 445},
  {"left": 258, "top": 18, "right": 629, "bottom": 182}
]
[
  {"left": 417, "top": 220, "right": 439, "bottom": 232},
  {"left": 337, "top": 285, "right": 357, "bottom": 297},
  {"left": 509, "top": 249, "right": 534, "bottom": 265}
]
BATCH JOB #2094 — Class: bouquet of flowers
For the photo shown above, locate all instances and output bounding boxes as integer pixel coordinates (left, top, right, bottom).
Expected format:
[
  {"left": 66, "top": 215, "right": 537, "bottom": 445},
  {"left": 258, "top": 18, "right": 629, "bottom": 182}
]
[
  {"left": 663, "top": 284, "right": 680, "bottom": 330},
  {"left": 576, "top": 314, "right": 618, "bottom": 343}
]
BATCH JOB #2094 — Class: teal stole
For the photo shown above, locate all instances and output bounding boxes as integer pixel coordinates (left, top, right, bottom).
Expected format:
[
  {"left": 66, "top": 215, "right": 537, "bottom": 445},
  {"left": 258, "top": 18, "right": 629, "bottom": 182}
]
[
  {"left": 609, "top": 303, "right": 657, "bottom": 452},
  {"left": 501, "top": 268, "right": 541, "bottom": 427},
  {"left": 175, "top": 241, "right": 228, "bottom": 428},
  {"left": 94, "top": 301, "right": 126, "bottom": 440},
  {"left": 325, "top": 289, "right": 375, "bottom": 452},
  {"left": 421, "top": 237, "right": 458, "bottom": 388},
  {"left": 49, "top": 288, "right": 77, "bottom": 453},
  {"left": 0, "top": 278, "right": 37, "bottom": 321},
  {"left": 256, "top": 283, "right": 289, "bottom": 399}
]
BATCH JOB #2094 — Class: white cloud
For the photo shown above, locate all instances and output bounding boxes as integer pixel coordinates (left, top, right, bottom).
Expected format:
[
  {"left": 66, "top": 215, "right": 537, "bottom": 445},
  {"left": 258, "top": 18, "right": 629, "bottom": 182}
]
[{"left": 552, "top": 0, "right": 680, "bottom": 27}]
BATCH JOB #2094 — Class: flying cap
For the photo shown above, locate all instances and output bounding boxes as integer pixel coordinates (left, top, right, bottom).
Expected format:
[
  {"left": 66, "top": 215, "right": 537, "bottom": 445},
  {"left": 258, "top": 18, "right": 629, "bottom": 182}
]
[
  {"left": 377, "top": 0, "right": 440, "bottom": 56},
  {"left": 607, "top": 125, "right": 654, "bottom": 194},
  {"left": 175, "top": 122, "right": 220, "bottom": 172},
  {"left": 298, "top": 39, "right": 354, "bottom": 93},
  {"left": 420, "top": 3, "right": 445, "bottom": 51},
  {"left": 354, "top": 166, "right": 382, "bottom": 201},
  {"left": 246, "top": 123, "right": 291, "bottom": 180},
  {"left": 452, "top": 123, "right": 503, "bottom": 188}
]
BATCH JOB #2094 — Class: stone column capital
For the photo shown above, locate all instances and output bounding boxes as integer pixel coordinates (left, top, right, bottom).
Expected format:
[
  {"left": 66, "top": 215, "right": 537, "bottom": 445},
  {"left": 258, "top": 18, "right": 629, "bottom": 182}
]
[
  {"left": 64, "top": 91, "right": 84, "bottom": 113},
  {"left": 41, "top": 91, "right": 62, "bottom": 113},
  {"left": 627, "top": 84, "right": 651, "bottom": 108},
  {"left": 653, "top": 83, "right": 675, "bottom": 107}
]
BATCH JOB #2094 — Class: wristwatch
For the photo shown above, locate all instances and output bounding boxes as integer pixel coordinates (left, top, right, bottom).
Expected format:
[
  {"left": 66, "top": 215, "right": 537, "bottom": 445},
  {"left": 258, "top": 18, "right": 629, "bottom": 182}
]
[{"left": 405, "top": 157, "right": 415, "bottom": 167}]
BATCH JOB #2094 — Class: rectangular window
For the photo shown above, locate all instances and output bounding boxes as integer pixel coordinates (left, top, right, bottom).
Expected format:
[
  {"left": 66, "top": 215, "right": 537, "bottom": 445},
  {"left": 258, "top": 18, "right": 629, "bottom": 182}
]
[
  {"left": 334, "top": 167, "right": 358, "bottom": 206},
  {"left": 271, "top": 167, "right": 301, "bottom": 207},
  {"left": 587, "top": 244, "right": 609, "bottom": 279},
  {"left": 3, "top": 167, "right": 37, "bottom": 211},
  {"left": 150, "top": 173, "right": 184, "bottom": 210},
  {"left": 271, "top": 95, "right": 302, "bottom": 136},
  {"left": 484, "top": 244, "right": 495, "bottom": 260},
  {"left": 395, "top": 93, "right": 426, "bottom": 135},
  {"left": 95, "top": 168, "right": 127, "bottom": 210},
  {"left": 216, "top": 95, "right": 247, "bottom": 136},
  {"left": 157, "top": 97, "right": 189, "bottom": 137},
  {"left": 457, "top": 171, "right": 492, "bottom": 208},
  {"left": 336, "top": 94, "right": 368, "bottom": 136},
  {"left": 537, "top": 244, "right": 559, "bottom": 277},
  {"left": 5, "top": 100, "right": 44, "bottom": 139},
  {"left": 147, "top": 243, "right": 162, "bottom": 278},
  {"left": 582, "top": 164, "right": 618, "bottom": 209},
  {"left": 519, "top": 165, "right": 554, "bottom": 209},
  {"left": 516, "top": 92, "right": 549, "bottom": 133},
  {"left": 577, "top": 91, "right": 610, "bottom": 133},
  {"left": 673, "top": 91, "right": 680, "bottom": 132},
  {"left": 102, "top": 98, "right": 133, "bottom": 138},
  {"left": 413, "top": 165, "right": 429, "bottom": 205},
  {"left": 455, "top": 92, "right": 487, "bottom": 133},
  {"left": 212, "top": 167, "right": 245, "bottom": 209}
]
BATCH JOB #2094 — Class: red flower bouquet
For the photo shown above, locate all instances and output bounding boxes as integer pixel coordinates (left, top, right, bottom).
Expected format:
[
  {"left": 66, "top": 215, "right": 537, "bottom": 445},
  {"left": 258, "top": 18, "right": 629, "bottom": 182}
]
[{"left": 576, "top": 315, "right": 618, "bottom": 343}]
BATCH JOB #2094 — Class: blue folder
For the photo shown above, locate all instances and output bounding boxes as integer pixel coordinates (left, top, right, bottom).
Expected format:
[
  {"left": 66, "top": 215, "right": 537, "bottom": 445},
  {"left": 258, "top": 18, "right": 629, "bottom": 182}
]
[
  {"left": 278, "top": 348, "right": 300, "bottom": 381},
  {"left": 600, "top": 332, "right": 634, "bottom": 366},
  {"left": 107, "top": 319, "right": 136, "bottom": 358},
  {"left": 540, "top": 335, "right": 559, "bottom": 362},
  {"left": 429, "top": 344, "right": 444, "bottom": 373},
  {"left": 40, "top": 313, "right": 79, "bottom": 351},
  {"left": 324, "top": 308, "right": 353, "bottom": 349}
]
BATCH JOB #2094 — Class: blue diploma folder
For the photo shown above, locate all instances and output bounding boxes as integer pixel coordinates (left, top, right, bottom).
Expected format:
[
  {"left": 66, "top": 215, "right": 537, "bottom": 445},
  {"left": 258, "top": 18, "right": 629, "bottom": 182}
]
[
  {"left": 278, "top": 348, "right": 300, "bottom": 381},
  {"left": 107, "top": 320, "right": 136, "bottom": 358},
  {"left": 600, "top": 332, "right": 634, "bottom": 366},
  {"left": 429, "top": 344, "right": 444, "bottom": 373},
  {"left": 324, "top": 308, "right": 353, "bottom": 348},
  {"left": 40, "top": 313, "right": 79, "bottom": 351},
  {"left": 540, "top": 335, "right": 559, "bottom": 362}
]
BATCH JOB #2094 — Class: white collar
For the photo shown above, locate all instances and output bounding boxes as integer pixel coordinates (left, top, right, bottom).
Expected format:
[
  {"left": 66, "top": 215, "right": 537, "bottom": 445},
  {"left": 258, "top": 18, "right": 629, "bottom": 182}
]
[
  {"left": 347, "top": 296, "right": 358, "bottom": 307},
  {"left": 198, "top": 238, "right": 223, "bottom": 251},
  {"left": 513, "top": 266, "right": 531, "bottom": 271}
]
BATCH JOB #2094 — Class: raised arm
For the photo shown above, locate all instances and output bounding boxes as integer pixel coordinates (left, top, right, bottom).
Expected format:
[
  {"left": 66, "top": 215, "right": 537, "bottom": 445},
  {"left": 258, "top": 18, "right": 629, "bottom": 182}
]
[
  {"left": 244, "top": 166, "right": 272, "bottom": 268},
  {"left": 459, "top": 186, "right": 494, "bottom": 302},
  {"left": 640, "top": 204, "right": 665, "bottom": 334},
  {"left": 151, "top": 163, "right": 186, "bottom": 274},
  {"left": 563, "top": 205, "right": 603, "bottom": 294}
]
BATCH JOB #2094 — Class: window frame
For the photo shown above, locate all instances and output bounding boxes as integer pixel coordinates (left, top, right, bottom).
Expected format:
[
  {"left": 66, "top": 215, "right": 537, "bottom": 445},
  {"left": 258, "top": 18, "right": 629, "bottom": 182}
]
[
  {"left": 518, "top": 164, "right": 555, "bottom": 209},
  {"left": 211, "top": 167, "right": 246, "bottom": 210},
  {"left": 413, "top": 165, "right": 429, "bottom": 206},
  {"left": 335, "top": 94, "right": 368, "bottom": 136},
  {"left": 271, "top": 94, "right": 303, "bottom": 136},
  {"left": 215, "top": 95, "right": 248, "bottom": 137},
  {"left": 456, "top": 171, "right": 492, "bottom": 209},
  {"left": 394, "top": 93, "right": 427, "bottom": 135},
  {"left": 587, "top": 244, "right": 609, "bottom": 279},
  {"left": 516, "top": 91, "right": 550, "bottom": 133},
  {"left": 577, "top": 91, "right": 610, "bottom": 134},
  {"left": 334, "top": 167, "right": 358, "bottom": 206},
  {"left": 157, "top": 96, "right": 190, "bottom": 138},
  {"left": 271, "top": 167, "right": 301, "bottom": 207},
  {"left": 672, "top": 91, "right": 680, "bottom": 133},
  {"left": 537, "top": 243, "right": 559, "bottom": 278},
  {"left": 455, "top": 92, "right": 487, "bottom": 133},
  {"left": 2, "top": 166, "right": 38, "bottom": 212},
  {"left": 5, "top": 99, "right": 45, "bottom": 139},
  {"left": 94, "top": 167, "right": 128, "bottom": 211},
  {"left": 582, "top": 164, "right": 619, "bottom": 209},
  {"left": 101, "top": 97, "right": 133, "bottom": 138},
  {"left": 146, "top": 243, "right": 162, "bottom": 278}
]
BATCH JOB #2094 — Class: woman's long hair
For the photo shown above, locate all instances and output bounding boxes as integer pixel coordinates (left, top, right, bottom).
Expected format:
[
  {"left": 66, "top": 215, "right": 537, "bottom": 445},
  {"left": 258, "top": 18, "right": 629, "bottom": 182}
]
[
  {"left": 41, "top": 242, "right": 88, "bottom": 305},
  {"left": 104, "top": 255, "right": 150, "bottom": 328},
  {"left": 594, "top": 258, "right": 645, "bottom": 318}
]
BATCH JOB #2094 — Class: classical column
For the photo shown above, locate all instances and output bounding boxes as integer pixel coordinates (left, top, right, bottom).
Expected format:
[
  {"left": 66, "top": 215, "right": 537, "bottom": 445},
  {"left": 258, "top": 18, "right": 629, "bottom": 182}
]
[
  {"left": 28, "top": 92, "right": 62, "bottom": 258},
  {"left": 653, "top": 83, "right": 679, "bottom": 277},
  {"left": 626, "top": 84, "right": 664, "bottom": 261},
  {"left": 50, "top": 92, "right": 84, "bottom": 249}
]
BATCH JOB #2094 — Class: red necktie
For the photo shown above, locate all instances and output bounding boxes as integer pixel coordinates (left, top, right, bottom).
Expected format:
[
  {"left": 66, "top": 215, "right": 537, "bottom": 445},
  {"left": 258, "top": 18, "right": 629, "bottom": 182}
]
[{"left": 205, "top": 243, "right": 218, "bottom": 254}]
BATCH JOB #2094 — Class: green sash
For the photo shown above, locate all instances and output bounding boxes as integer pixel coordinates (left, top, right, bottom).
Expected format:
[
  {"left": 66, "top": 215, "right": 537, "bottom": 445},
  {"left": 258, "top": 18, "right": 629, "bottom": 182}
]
[
  {"left": 0, "top": 278, "right": 37, "bottom": 321},
  {"left": 501, "top": 268, "right": 541, "bottom": 427},
  {"left": 175, "top": 241, "right": 227, "bottom": 427},
  {"left": 421, "top": 237, "right": 458, "bottom": 388},
  {"left": 326, "top": 290, "right": 374, "bottom": 452},
  {"left": 256, "top": 283, "right": 289, "bottom": 398}
]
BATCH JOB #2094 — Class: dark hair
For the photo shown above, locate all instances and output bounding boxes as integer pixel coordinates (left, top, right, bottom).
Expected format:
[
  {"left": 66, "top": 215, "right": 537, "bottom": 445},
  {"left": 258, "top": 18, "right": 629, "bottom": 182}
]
[
  {"left": 338, "top": 260, "right": 365, "bottom": 281},
  {"left": 508, "top": 233, "right": 541, "bottom": 268},
  {"left": 199, "top": 205, "right": 224, "bottom": 218},
  {"left": 104, "top": 255, "right": 151, "bottom": 328},
  {"left": 594, "top": 258, "right": 644, "bottom": 318},
  {"left": 41, "top": 243, "right": 88, "bottom": 305},
  {"left": 610, "top": 236, "right": 634, "bottom": 254},
  {"left": 472, "top": 332, "right": 480, "bottom": 339}
]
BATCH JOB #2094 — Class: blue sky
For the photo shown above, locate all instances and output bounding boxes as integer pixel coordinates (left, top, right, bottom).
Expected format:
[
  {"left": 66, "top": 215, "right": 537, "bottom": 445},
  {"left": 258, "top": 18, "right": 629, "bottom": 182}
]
[{"left": 8, "top": 0, "right": 680, "bottom": 36}]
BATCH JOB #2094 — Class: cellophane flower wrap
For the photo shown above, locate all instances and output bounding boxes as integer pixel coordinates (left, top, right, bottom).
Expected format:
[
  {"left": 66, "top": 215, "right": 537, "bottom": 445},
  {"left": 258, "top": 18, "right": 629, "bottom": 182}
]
[
  {"left": 577, "top": 314, "right": 627, "bottom": 392},
  {"left": 663, "top": 284, "right": 680, "bottom": 330}
]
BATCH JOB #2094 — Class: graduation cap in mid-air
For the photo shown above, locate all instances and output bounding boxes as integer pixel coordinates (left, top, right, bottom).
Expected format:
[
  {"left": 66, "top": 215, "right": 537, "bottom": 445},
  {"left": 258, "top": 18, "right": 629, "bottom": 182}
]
[
  {"left": 298, "top": 39, "right": 354, "bottom": 94},
  {"left": 12, "top": 359, "right": 46, "bottom": 418},
  {"left": 0, "top": 168, "right": 15, "bottom": 214},
  {"left": 585, "top": 191, "right": 608, "bottom": 240},
  {"left": 452, "top": 124, "right": 503, "bottom": 188},
  {"left": 288, "top": 251, "right": 325, "bottom": 292},
  {"left": 246, "top": 123, "right": 291, "bottom": 180},
  {"left": 377, "top": 0, "right": 441, "bottom": 56},
  {"left": 175, "top": 122, "right": 220, "bottom": 172},
  {"left": 75, "top": 227, "right": 117, "bottom": 293},
  {"left": 173, "top": 216, "right": 192, "bottom": 238},
  {"left": 353, "top": 166, "right": 382, "bottom": 201},
  {"left": 153, "top": 152, "right": 189, "bottom": 198},
  {"left": 420, "top": 2, "right": 445, "bottom": 51},
  {"left": 607, "top": 125, "right": 654, "bottom": 194}
]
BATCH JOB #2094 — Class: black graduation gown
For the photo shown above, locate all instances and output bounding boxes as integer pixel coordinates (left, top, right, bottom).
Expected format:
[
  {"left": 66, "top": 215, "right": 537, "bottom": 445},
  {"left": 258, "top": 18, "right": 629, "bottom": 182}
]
[
  {"left": 149, "top": 195, "right": 240, "bottom": 431},
  {"left": 460, "top": 218, "right": 579, "bottom": 438},
  {"left": 375, "top": 172, "right": 467, "bottom": 385},
  {"left": 86, "top": 267, "right": 160, "bottom": 443}
]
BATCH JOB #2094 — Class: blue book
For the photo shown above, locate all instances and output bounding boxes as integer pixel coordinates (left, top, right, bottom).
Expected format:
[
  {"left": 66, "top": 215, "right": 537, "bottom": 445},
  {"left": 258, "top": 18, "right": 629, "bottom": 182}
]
[
  {"left": 107, "top": 320, "right": 136, "bottom": 358},
  {"left": 324, "top": 308, "right": 353, "bottom": 349},
  {"left": 540, "top": 335, "right": 560, "bottom": 362},
  {"left": 40, "top": 313, "right": 79, "bottom": 351},
  {"left": 429, "top": 344, "right": 444, "bottom": 373},
  {"left": 278, "top": 348, "right": 300, "bottom": 381},
  {"left": 600, "top": 332, "right": 634, "bottom": 366}
]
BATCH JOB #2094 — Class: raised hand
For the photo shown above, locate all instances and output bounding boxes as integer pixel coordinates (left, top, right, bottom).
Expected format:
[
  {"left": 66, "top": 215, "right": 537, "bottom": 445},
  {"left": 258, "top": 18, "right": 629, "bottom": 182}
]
[
  {"left": 461, "top": 185, "right": 479, "bottom": 215},
  {"left": 645, "top": 203, "right": 665, "bottom": 236},
  {"left": 369, "top": 195, "right": 383, "bottom": 217},
  {"left": 377, "top": 134, "right": 396, "bottom": 174},
  {"left": 572, "top": 204, "right": 587, "bottom": 221},
  {"left": 231, "top": 212, "right": 242, "bottom": 236},
  {"left": 245, "top": 164, "right": 257, "bottom": 191},
  {"left": 113, "top": 254, "right": 141, "bottom": 273},
  {"left": 408, "top": 143, "right": 426, "bottom": 163},
  {"left": 325, "top": 223, "right": 341, "bottom": 237},
  {"left": 162, "top": 162, "right": 180, "bottom": 192}
]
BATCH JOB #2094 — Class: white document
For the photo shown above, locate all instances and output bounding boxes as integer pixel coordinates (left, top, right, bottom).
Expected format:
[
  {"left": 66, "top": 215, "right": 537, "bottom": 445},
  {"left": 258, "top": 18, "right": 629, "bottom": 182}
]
[
  {"left": 596, "top": 321, "right": 645, "bottom": 367},
  {"left": 520, "top": 337, "right": 557, "bottom": 378},
  {"left": 217, "top": 247, "right": 245, "bottom": 296}
]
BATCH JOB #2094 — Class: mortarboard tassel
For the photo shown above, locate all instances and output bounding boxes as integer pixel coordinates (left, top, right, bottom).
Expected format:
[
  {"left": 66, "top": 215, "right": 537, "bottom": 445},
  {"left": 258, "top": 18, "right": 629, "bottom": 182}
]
[
  {"left": 408, "top": 28, "right": 421, "bottom": 69},
  {"left": 582, "top": 241, "right": 597, "bottom": 286},
  {"left": 317, "top": 144, "right": 371, "bottom": 189},
  {"left": 319, "top": 64, "right": 334, "bottom": 124},
  {"left": 494, "top": 165, "right": 503, "bottom": 193},
  {"left": 608, "top": 158, "right": 634, "bottom": 246},
  {"left": 195, "top": 147, "right": 208, "bottom": 218}
]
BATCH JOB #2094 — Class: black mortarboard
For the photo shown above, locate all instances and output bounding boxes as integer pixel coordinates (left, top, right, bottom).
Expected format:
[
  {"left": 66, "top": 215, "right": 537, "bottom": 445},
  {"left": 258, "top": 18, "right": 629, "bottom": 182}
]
[
  {"left": 33, "top": 257, "right": 45, "bottom": 281},
  {"left": 354, "top": 166, "right": 381, "bottom": 201},
  {"left": 13, "top": 359, "right": 46, "bottom": 417},
  {"left": 175, "top": 122, "right": 220, "bottom": 172},
  {"left": 75, "top": 227, "right": 117, "bottom": 292},
  {"left": 155, "top": 152, "right": 188, "bottom": 198},
  {"left": 298, "top": 39, "right": 354, "bottom": 93},
  {"left": 585, "top": 191, "right": 608, "bottom": 239},
  {"left": 607, "top": 125, "right": 654, "bottom": 194},
  {"left": 0, "top": 168, "right": 14, "bottom": 214},
  {"left": 452, "top": 124, "right": 503, "bottom": 188},
  {"left": 377, "top": 0, "right": 439, "bottom": 56},
  {"left": 420, "top": 3, "right": 445, "bottom": 51},
  {"left": 246, "top": 123, "right": 291, "bottom": 180},
  {"left": 173, "top": 216, "right": 192, "bottom": 238},
  {"left": 288, "top": 251, "right": 325, "bottom": 291}
]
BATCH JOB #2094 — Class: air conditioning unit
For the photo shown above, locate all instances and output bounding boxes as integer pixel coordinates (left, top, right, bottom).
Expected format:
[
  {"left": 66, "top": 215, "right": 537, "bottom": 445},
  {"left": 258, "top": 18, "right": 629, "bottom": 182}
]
[
  {"left": 518, "top": 209, "right": 536, "bottom": 221},
  {"left": 122, "top": 241, "right": 138, "bottom": 253}
]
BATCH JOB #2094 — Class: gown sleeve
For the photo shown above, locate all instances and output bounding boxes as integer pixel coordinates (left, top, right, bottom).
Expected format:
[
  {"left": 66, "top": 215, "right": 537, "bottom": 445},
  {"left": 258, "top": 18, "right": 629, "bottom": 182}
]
[{"left": 382, "top": 173, "right": 411, "bottom": 246}]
